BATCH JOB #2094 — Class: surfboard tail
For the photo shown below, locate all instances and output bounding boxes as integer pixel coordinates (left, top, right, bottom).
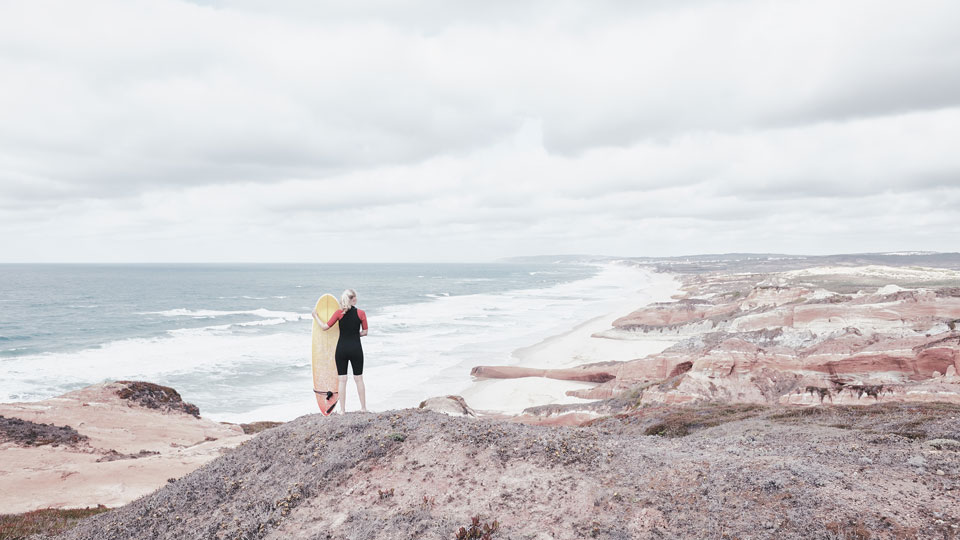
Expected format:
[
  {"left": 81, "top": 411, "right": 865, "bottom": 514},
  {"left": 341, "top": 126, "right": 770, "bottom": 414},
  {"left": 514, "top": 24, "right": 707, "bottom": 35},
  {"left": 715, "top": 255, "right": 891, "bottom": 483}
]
[{"left": 314, "top": 389, "right": 339, "bottom": 416}]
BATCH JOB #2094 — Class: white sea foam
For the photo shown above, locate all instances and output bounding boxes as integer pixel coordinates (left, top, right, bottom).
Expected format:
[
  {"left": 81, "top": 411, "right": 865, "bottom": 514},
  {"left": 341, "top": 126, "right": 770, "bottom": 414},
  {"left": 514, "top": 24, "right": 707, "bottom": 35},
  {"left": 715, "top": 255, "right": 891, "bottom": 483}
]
[
  {"left": 236, "top": 318, "right": 290, "bottom": 327},
  {"left": 146, "top": 308, "right": 305, "bottom": 320},
  {"left": 2, "top": 263, "right": 671, "bottom": 423},
  {"left": 167, "top": 324, "right": 233, "bottom": 336},
  {"left": 165, "top": 316, "right": 301, "bottom": 338},
  {"left": 357, "top": 263, "right": 670, "bottom": 416},
  {"left": 0, "top": 329, "right": 310, "bottom": 406}
]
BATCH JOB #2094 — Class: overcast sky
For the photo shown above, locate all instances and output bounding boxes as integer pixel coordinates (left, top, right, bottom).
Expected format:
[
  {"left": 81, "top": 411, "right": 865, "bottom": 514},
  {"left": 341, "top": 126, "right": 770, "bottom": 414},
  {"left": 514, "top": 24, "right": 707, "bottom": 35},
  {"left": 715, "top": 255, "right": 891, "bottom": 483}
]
[{"left": 1, "top": 0, "right": 958, "bottom": 262}]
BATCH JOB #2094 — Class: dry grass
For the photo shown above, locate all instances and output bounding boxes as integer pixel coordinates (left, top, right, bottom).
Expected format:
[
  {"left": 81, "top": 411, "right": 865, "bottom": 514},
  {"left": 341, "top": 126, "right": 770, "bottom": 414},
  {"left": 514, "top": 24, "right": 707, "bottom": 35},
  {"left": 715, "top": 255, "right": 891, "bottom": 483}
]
[
  {"left": 769, "top": 402, "right": 960, "bottom": 441},
  {"left": 236, "top": 421, "right": 284, "bottom": 435},
  {"left": 643, "top": 403, "right": 766, "bottom": 438},
  {"left": 824, "top": 519, "right": 873, "bottom": 540},
  {"left": 0, "top": 506, "right": 110, "bottom": 540},
  {"left": 638, "top": 401, "right": 960, "bottom": 441}
]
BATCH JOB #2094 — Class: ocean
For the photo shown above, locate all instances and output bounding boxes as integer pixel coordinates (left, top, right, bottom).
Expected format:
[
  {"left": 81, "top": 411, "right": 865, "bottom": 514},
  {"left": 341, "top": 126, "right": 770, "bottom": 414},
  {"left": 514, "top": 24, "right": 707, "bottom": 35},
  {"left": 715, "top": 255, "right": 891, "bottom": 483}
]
[{"left": 0, "top": 262, "right": 657, "bottom": 422}]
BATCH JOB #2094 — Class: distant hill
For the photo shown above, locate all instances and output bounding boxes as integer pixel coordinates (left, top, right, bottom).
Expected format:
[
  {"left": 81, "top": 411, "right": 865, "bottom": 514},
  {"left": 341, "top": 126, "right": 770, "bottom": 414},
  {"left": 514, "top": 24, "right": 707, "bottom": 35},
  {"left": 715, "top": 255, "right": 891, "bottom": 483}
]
[{"left": 501, "top": 252, "right": 960, "bottom": 274}]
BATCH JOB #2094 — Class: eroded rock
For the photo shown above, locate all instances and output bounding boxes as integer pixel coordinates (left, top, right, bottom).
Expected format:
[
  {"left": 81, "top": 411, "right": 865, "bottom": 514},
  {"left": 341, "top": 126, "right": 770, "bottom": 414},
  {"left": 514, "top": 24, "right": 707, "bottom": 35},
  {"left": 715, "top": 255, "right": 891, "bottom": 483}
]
[
  {"left": 418, "top": 395, "right": 477, "bottom": 417},
  {"left": 115, "top": 381, "right": 201, "bottom": 418},
  {"left": 478, "top": 268, "right": 960, "bottom": 411}
]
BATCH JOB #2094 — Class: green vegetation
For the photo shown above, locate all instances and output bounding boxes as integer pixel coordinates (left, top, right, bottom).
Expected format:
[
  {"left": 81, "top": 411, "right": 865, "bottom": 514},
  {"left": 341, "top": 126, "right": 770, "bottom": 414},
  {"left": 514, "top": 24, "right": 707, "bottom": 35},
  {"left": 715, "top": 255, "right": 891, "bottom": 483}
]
[
  {"left": 824, "top": 519, "right": 872, "bottom": 540},
  {"left": 770, "top": 402, "right": 960, "bottom": 441},
  {"left": 115, "top": 381, "right": 200, "bottom": 418},
  {"left": 805, "top": 386, "right": 831, "bottom": 402},
  {"left": 618, "top": 380, "right": 660, "bottom": 406},
  {"left": 0, "top": 416, "right": 87, "bottom": 447},
  {"left": 0, "top": 506, "right": 110, "bottom": 540},
  {"left": 237, "top": 421, "right": 284, "bottom": 434},
  {"left": 455, "top": 515, "right": 500, "bottom": 540},
  {"left": 643, "top": 404, "right": 765, "bottom": 438}
]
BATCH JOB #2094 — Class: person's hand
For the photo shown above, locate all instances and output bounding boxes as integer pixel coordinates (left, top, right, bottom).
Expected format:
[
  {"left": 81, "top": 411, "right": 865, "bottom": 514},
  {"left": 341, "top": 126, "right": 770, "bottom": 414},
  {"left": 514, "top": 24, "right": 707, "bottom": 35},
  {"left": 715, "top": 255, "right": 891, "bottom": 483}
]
[{"left": 312, "top": 310, "right": 329, "bottom": 330}]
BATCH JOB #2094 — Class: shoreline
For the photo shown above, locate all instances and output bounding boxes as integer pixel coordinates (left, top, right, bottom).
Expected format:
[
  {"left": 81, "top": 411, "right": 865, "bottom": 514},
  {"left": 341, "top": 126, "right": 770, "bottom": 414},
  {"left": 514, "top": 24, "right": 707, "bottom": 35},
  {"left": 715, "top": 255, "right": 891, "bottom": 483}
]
[{"left": 460, "top": 267, "right": 682, "bottom": 414}]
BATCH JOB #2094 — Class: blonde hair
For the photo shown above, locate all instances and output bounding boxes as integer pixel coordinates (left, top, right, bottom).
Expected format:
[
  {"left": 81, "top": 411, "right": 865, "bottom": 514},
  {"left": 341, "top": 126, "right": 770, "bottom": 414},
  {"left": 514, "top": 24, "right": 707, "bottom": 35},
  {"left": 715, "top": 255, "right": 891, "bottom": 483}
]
[{"left": 340, "top": 289, "right": 357, "bottom": 312}]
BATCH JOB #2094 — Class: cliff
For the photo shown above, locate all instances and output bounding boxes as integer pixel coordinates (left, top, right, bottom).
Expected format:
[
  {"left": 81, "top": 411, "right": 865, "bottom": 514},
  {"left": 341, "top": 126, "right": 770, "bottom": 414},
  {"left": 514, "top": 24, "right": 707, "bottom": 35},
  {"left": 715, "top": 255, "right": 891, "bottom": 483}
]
[{"left": 0, "top": 382, "right": 250, "bottom": 514}]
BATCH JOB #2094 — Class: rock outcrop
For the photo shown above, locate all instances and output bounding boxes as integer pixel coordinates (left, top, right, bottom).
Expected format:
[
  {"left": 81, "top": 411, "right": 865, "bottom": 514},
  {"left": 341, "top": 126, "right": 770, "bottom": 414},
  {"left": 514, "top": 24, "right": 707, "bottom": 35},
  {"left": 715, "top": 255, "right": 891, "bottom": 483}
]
[
  {"left": 474, "top": 266, "right": 960, "bottom": 413},
  {"left": 417, "top": 395, "right": 477, "bottom": 417},
  {"left": 0, "top": 382, "right": 250, "bottom": 513}
]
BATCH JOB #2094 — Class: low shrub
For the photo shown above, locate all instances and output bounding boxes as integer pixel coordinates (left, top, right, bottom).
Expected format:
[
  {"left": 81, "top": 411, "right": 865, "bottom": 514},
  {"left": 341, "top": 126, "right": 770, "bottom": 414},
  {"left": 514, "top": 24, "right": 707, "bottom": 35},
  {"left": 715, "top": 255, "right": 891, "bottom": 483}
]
[
  {"left": 0, "top": 506, "right": 110, "bottom": 540},
  {"left": 644, "top": 404, "right": 765, "bottom": 438},
  {"left": 455, "top": 515, "right": 500, "bottom": 540}
]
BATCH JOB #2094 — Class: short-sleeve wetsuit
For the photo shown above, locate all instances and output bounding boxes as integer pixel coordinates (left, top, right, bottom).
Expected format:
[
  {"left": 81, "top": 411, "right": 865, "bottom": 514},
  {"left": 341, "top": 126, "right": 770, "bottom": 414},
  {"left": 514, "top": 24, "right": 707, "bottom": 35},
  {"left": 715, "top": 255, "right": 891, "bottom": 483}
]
[{"left": 326, "top": 307, "right": 368, "bottom": 376}]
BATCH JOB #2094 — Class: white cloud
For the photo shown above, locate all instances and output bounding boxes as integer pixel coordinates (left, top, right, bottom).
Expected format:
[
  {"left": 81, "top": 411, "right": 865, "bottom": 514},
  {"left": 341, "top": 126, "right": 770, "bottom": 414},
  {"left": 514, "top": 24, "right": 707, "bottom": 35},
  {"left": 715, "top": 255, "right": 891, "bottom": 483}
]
[{"left": 1, "top": 0, "right": 959, "bottom": 261}]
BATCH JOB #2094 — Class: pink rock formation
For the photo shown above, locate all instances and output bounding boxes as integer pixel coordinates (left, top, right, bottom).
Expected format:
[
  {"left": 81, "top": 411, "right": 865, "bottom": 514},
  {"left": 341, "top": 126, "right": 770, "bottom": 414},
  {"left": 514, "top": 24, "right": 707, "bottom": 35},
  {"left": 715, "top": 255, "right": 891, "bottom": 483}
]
[
  {"left": 612, "top": 299, "right": 740, "bottom": 329},
  {"left": 473, "top": 273, "right": 960, "bottom": 414},
  {"left": 470, "top": 361, "right": 620, "bottom": 383}
]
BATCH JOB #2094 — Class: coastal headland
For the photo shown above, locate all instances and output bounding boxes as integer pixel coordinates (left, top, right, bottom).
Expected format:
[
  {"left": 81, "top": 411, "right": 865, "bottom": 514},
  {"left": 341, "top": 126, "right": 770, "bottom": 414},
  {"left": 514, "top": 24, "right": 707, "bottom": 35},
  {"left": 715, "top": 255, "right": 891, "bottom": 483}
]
[
  {"left": 2, "top": 253, "right": 960, "bottom": 538},
  {"left": 471, "top": 258, "right": 960, "bottom": 426},
  {"left": 0, "top": 382, "right": 253, "bottom": 514}
]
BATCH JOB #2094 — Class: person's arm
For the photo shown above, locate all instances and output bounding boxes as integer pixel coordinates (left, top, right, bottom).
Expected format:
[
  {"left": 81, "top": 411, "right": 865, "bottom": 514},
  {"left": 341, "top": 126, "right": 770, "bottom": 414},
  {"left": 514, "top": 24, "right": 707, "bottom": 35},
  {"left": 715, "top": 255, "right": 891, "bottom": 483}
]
[
  {"left": 359, "top": 309, "right": 368, "bottom": 337},
  {"left": 314, "top": 309, "right": 342, "bottom": 331},
  {"left": 311, "top": 309, "right": 327, "bottom": 330}
]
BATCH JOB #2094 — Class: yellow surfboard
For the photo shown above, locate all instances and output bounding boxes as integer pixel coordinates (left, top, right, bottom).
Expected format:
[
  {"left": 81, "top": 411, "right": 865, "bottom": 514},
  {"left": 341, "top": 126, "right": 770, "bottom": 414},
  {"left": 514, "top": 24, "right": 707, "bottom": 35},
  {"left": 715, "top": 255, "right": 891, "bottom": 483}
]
[{"left": 311, "top": 294, "right": 340, "bottom": 415}]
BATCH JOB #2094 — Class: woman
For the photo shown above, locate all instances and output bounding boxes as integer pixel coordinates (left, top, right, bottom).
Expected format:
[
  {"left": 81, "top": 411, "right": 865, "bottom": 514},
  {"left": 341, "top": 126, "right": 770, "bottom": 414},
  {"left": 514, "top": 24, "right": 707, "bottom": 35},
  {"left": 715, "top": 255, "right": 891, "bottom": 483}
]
[{"left": 313, "top": 289, "right": 368, "bottom": 413}]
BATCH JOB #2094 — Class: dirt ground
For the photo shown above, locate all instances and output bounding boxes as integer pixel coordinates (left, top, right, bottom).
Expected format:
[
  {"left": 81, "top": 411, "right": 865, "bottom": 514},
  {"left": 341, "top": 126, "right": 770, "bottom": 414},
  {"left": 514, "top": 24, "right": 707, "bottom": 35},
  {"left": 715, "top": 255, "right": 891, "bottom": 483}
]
[{"left": 44, "top": 402, "right": 960, "bottom": 540}]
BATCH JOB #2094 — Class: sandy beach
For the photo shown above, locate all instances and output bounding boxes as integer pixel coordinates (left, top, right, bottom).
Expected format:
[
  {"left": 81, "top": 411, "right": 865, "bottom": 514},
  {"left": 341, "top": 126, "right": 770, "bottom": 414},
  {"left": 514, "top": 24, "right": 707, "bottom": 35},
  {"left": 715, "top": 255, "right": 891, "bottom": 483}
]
[{"left": 460, "top": 268, "right": 682, "bottom": 414}]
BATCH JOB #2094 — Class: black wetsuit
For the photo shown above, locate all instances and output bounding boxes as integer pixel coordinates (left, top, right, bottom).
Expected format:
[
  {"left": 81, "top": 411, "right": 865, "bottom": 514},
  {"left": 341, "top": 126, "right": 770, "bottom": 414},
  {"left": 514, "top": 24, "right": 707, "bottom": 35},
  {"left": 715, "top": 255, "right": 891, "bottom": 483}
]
[{"left": 335, "top": 307, "right": 364, "bottom": 376}]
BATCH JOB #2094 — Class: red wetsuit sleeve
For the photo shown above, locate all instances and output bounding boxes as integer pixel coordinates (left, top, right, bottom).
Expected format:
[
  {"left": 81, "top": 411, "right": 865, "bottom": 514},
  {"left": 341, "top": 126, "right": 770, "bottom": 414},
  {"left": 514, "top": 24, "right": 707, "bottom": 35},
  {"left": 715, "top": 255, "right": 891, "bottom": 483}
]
[
  {"left": 358, "top": 309, "right": 368, "bottom": 330},
  {"left": 325, "top": 309, "right": 343, "bottom": 327}
]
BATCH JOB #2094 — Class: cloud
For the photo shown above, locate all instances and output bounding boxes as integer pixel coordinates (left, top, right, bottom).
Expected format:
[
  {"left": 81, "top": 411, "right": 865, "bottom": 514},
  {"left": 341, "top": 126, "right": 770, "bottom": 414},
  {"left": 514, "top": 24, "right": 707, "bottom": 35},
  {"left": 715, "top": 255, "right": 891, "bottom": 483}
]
[
  {"left": 3, "top": 106, "right": 959, "bottom": 261},
  {"left": 0, "top": 0, "right": 959, "bottom": 260}
]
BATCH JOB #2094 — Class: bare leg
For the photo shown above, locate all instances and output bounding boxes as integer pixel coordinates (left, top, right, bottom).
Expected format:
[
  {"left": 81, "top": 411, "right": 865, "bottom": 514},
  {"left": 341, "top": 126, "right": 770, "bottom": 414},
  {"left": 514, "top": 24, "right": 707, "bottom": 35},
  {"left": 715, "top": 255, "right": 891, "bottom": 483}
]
[
  {"left": 354, "top": 375, "right": 367, "bottom": 412},
  {"left": 338, "top": 375, "right": 348, "bottom": 413}
]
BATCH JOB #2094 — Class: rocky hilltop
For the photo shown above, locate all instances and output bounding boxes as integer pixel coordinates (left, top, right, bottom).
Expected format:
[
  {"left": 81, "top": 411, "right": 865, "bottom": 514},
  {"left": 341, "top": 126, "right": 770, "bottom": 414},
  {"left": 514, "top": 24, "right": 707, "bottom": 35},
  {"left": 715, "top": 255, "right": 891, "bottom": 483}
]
[{"left": 39, "top": 402, "right": 960, "bottom": 539}]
